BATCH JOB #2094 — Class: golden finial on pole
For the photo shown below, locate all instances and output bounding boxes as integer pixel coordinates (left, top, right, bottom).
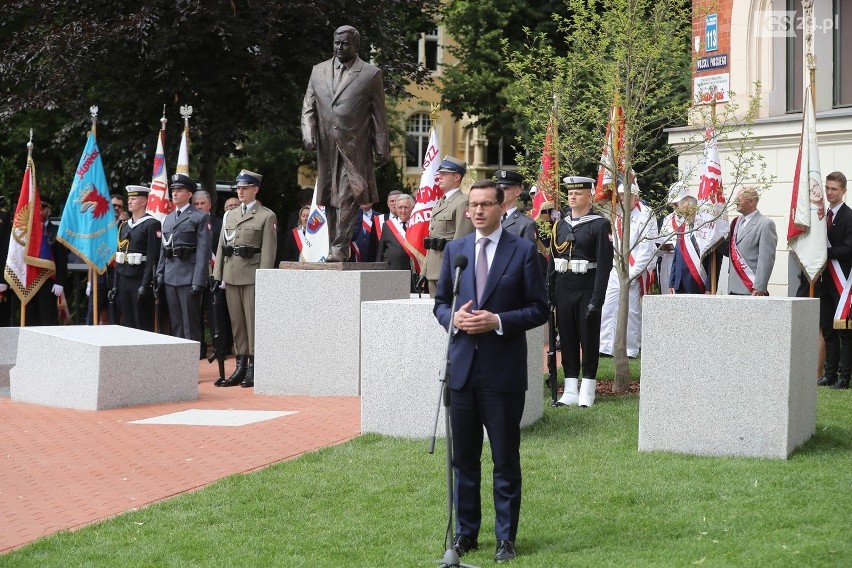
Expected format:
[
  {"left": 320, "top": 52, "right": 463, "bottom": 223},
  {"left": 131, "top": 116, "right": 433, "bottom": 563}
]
[
  {"left": 27, "top": 129, "right": 34, "bottom": 158},
  {"left": 429, "top": 103, "right": 440, "bottom": 129}
]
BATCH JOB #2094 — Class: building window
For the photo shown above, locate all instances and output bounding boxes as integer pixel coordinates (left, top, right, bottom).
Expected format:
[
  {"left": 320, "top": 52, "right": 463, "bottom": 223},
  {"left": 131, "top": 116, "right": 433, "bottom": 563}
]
[
  {"left": 407, "top": 28, "right": 440, "bottom": 73},
  {"left": 405, "top": 112, "right": 431, "bottom": 168},
  {"left": 835, "top": 0, "right": 852, "bottom": 107},
  {"left": 486, "top": 136, "right": 519, "bottom": 168},
  {"left": 786, "top": 0, "right": 803, "bottom": 113}
]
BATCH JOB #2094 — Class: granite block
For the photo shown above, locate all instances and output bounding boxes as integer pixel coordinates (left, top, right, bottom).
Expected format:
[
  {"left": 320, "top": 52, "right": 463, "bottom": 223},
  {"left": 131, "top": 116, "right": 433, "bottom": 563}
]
[
  {"left": 0, "top": 328, "right": 19, "bottom": 388},
  {"left": 10, "top": 325, "right": 198, "bottom": 410},
  {"left": 360, "top": 298, "right": 544, "bottom": 438},
  {"left": 254, "top": 268, "right": 410, "bottom": 395},
  {"left": 639, "top": 295, "right": 818, "bottom": 459}
]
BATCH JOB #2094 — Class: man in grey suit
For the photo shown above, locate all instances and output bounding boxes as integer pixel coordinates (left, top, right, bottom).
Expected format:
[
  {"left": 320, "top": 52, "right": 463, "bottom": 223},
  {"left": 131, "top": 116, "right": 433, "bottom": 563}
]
[
  {"left": 155, "top": 174, "right": 212, "bottom": 342},
  {"left": 496, "top": 169, "right": 537, "bottom": 245},
  {"left": 726, "top": 186, "right": 777, "bottom": 295},
  {"left": 301, "top": 25, "right": 390, "bottom": 262}
]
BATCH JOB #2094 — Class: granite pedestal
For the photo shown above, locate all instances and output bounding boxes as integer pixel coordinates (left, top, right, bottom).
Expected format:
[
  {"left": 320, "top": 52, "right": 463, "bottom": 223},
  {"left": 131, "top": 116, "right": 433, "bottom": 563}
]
[
  {"left": 361, "top": 298, "right": 545, "bottom": 438},
  {"left": 639, "top": 295, "right": 818, "bottom": 459},
  {"left": 254, "top": 268, "right": 410, "bottom": 395},
  {"left": 0, "top": 328, "right": 19, "bottom": 389},
  {"left": 10, "top": 325, "right": 198, "bottom": 410}
]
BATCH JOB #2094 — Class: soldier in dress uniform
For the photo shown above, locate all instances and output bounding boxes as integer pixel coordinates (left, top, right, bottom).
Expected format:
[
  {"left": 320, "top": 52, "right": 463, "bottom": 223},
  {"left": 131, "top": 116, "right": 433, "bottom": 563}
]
[
  {"left": 550, "top": 176, "right": 613, "bottom": 408},
  {"left": 496, "top": 169, "right": 537, "bottom": 244},
  {"left": 155, "top": 174, "right": 212, "bottom": 342},
  {"left": 112, "top": 185, "right": 161, "bottom": 331},
  {"left": 418, "top": 155, "right": 474, "bottom": 296},
  {"left": 213, "top": 169, "right": 278, "bottom": 388}
]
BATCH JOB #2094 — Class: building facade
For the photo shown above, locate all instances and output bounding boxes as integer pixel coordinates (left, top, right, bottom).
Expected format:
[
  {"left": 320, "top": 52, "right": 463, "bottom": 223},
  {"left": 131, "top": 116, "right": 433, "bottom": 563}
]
[{"left": 669, "top": 0, "right": 852, "bottom": 295}]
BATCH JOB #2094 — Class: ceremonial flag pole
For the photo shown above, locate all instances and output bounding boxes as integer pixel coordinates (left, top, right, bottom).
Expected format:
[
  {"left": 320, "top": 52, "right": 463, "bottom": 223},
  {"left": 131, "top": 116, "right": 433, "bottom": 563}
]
[
  {"left": 531, "top": 97, "right": 557, "bottom": 222},
  {"left": 177, "top": 105, "right": 192, "bottom": 175},
  {"left": 595, "top": 91, "right": 624, "bottom": 207},
  {"left": 302, "top": 182, "right": 329, "bottom": 262},
  {"left": 146, "top": 106, "right": 172, "bottom": 222},
  {"left": 693, "top": 104, "right": 730, "bottom": 294},
  {"left": 787, "top": 0, "right": 827, "bottom": 295},
  {"left": 4, "top": 131, "right": 57, "bottom": 326},
  {"left": 57, "top": 105, "right": 119, "bottom": 325},
  {"left": 406, "top": 103, "right": 442, "bottom": 270}
]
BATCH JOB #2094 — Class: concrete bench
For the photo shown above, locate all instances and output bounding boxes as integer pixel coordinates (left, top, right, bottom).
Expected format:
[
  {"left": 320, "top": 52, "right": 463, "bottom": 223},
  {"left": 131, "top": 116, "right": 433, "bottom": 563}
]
[
  {"left": 10, "top": 325, "right": 198, "bottom": 410},
  {"left": 0, "top": 328, "right": 19, "bottom": 390},
  {"left": 361, "top": 298, "right": 545, "bottom": 438},
  {"left": 254, "top": 268, "right": 411, "bottom": 396},
  {"left": 639, "top": 295, "right": 818, "bottom": 459}
]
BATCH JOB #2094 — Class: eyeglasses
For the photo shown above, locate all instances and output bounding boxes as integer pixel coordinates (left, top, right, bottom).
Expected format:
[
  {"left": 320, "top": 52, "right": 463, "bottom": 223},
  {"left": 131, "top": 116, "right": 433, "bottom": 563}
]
[{"left": 468, "top": 201, "right": 501, "bottom": 211}]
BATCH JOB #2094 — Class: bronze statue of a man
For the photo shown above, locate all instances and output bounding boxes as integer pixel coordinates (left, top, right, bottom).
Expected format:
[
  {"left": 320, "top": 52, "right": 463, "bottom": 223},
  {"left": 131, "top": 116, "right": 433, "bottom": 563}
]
[{"left": 301, "top": 25, "right": 390, "bottom": 262}]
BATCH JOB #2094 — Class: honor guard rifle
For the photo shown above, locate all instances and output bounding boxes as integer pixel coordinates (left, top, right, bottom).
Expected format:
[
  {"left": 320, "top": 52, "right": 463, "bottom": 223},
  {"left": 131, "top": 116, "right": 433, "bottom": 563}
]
[{"left": 207, "top": 276, "right": 227, "bottom": 384}]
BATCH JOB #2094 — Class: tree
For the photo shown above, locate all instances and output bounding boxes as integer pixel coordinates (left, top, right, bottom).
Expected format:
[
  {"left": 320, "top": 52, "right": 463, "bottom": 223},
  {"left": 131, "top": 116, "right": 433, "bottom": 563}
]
[
  {"left": 0, "top": 0, "right": 440, "bottom": 215},
  {"left": 440, "top": 0, "right": 571, "bottom": 141},
  {"left": 506, "top": 0, "right": 772, "bottom": 392}
]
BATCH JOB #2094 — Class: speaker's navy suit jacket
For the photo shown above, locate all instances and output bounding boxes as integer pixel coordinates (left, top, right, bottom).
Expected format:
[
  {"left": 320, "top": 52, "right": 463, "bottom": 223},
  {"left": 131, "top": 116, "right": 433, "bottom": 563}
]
[{"left": 434, "top": 230, "right": 548, "bottom": 392}]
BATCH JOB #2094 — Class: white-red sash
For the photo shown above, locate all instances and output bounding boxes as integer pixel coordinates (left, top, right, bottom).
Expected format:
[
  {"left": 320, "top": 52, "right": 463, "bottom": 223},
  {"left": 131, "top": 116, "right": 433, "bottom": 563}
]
[
  {"left": 826, "top": 227, "right": 852, "bottom": 322},
  {"left": 729, "top": 217, "right": 756, "bottom": 292},
  {"left": 386, "top": 220, "right": 422, "bottom": 273},
  {"left": 677, "top": 223, "right": 707, "bottom": 292},
  {"left": 374, "top": 214, "right": 385, "bottom": 240},
  {"left": 292, "top": 228, "right": 305, "bottom": 253}
]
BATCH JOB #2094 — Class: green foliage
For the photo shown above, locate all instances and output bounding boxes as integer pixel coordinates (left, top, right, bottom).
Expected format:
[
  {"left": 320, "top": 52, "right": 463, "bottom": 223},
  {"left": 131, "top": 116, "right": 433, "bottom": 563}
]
[
  {"left": 505, "top": 0, "right": 693, "bottom": 207},
  {"left": 0, "top": 0, "right": 440, "bottom": 216},
  {"left": 3, "top": 391, "right": 850, "bottom": 566},
  {"left": 441, "top": 0, "right": 572, "bottom": 140}
]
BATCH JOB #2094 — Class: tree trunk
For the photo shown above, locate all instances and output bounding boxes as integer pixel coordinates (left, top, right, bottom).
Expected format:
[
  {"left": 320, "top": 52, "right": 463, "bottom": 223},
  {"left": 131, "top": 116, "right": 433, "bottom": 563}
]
[{"left": 612, "top": 267, "right": 632, "bottom": 392}]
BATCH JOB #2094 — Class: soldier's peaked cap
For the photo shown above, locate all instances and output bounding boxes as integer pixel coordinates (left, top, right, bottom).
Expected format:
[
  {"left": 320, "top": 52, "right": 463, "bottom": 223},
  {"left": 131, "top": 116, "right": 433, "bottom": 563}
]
[
  {"left": 236, "top": 169, "right": 263, "bottom": 187},
  {"left": 562, "top": 176, "right": 595, "bottom": 190},
  {"left": 436, "top": 156, "right": 467, "bottom": 176},
  {"left": 494, "top": 169, "right": 524, "bottom": 186},
  {"left": 169, "top": 173, "right": 198, "bottom": 192}
]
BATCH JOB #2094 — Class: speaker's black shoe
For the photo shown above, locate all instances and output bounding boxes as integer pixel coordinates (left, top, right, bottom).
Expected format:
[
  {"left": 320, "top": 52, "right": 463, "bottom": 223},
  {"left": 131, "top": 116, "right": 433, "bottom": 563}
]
[
  {"left": 818, "top": 375, "right": 838, "bottom": 386},
  {"left": 451, "top": 534, "right": 478, "bottom": 557},
  {"left": 494, "top": 540, "right": 517, "bottom": 563}
]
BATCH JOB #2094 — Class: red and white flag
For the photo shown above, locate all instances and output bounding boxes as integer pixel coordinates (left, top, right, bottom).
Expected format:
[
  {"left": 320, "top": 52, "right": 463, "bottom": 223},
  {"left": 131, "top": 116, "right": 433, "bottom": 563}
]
[
  {"left": 595, "top": 100, "right": 624, "bottom": 202},
  {"left": 787, "top": 86, "right": 827, "bottom": 284},
  {"left": 145, "top": 127, "right": 172, "bottom": 222},
  {"left": 531, "top": 114, "right": 557, "bottom": 220},
  {"left": 4, "top": 155, "right": 56, "bottom": 304},
  {"left": 406, "top": 127, "right": 440, "bottom": 268},
  {"left": 693, "top": 127, "right": 729, "bottom": 258}
]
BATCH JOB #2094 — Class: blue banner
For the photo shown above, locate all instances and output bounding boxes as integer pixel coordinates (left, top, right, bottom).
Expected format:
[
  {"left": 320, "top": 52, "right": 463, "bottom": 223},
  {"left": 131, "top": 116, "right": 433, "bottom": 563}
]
[{"left": 58, "top": 132, "right": 118, "bottom": 273}]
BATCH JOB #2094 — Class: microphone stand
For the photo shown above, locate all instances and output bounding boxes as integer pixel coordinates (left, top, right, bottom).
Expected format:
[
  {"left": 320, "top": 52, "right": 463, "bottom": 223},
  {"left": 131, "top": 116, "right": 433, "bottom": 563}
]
[{"left": 429, "top": 259, "right": 477, "bottom": 568}]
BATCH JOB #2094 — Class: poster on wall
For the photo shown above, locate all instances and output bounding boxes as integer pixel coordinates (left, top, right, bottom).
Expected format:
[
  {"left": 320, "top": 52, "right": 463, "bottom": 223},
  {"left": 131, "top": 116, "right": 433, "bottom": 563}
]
[{"left": 693, "top": 73, "right": 730, "bottom": 105}]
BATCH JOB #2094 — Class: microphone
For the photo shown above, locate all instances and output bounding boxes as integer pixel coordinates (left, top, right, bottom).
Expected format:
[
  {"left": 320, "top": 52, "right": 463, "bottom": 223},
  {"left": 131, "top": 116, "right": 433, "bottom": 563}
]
[{"left": 452, "top": 255, "right": 468, "bottom": 296}]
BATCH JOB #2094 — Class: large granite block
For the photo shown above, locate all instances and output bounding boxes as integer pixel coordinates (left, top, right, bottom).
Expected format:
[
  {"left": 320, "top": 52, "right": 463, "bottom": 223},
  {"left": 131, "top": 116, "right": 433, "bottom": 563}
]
[
  {"left": 0, "top": 328, "right": 19, "bottom": 388},
  {"left": 10, "top": 325, "right": 198, "bottom": 410},
  {"left": 361, "top": 298, "right": 545, "bottom": 438},
  {"left": 254, "top": 268, "right": 410, "bottom": 395},
  {"left": 639, "top": 295, "right": 818, "bottom": 459}
]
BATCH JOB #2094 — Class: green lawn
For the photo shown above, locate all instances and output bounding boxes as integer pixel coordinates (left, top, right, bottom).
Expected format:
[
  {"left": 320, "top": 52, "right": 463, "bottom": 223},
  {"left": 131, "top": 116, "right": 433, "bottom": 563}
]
[{"left": 3, "top": 388, "right": 850, "bottom": 567}]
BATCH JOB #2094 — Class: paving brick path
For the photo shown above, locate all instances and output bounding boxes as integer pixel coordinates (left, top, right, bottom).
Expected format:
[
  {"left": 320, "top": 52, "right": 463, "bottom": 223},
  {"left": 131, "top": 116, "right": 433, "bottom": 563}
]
[{"left": 0, "top": 359, "right": 360, "bottom": 553}]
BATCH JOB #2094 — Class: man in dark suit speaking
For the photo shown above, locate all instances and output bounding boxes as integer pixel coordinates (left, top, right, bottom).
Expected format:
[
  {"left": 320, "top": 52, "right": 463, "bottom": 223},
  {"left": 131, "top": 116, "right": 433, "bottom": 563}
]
[
  {"left": 434, "top": 179, "right": 548, "bottom": 563},
  {"left": 301, "top": 25, "right": 389, "bottom": 262}
]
